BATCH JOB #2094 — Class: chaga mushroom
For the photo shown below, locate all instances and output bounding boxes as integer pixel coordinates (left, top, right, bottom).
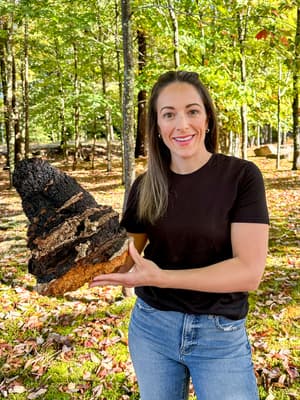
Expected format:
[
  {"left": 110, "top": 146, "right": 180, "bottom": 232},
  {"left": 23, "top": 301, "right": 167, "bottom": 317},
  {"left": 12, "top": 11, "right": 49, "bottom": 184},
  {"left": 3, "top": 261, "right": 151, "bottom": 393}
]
[{"left": 13, "top": 158, "right": 129, "bottom": 296}]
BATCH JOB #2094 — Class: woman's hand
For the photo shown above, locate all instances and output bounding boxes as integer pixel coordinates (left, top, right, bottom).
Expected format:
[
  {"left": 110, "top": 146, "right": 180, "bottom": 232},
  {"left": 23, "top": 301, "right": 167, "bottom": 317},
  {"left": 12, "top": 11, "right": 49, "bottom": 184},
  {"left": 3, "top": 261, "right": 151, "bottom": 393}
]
[{"left": 89, "top": 241, "right": 164, "bottom": 288}]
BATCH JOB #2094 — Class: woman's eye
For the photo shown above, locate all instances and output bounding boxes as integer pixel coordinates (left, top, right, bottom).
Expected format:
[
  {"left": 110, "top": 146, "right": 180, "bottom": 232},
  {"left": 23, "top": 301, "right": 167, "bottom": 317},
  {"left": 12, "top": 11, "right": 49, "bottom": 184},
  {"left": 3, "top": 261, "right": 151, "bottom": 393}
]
[
  {"left": 189, "top": 109, "right": 200, "bottom": 116},
  {"left": 163, "top": 112, "right": 174, "bottom": 119}
]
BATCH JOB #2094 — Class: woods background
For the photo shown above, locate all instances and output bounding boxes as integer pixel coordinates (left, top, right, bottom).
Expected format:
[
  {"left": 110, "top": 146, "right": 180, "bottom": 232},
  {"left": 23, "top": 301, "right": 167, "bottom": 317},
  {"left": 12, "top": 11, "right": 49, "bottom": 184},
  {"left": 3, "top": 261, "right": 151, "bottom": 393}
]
[
  {"left": 0, "top": 1, "right": 299, "bottom": 399},
  {"left": 0, "top": 0, "right": 300, "bottom": 191}
]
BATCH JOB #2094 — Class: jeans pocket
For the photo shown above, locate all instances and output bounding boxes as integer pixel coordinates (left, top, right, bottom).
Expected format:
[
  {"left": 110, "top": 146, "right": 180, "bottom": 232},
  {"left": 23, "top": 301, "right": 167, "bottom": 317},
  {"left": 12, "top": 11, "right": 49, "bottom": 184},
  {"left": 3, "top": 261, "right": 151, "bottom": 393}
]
[
  {"left": 135, "top": 297, "right": 157, "bottom": 313},
  {"left": 213, "top": 315, "right": 246, "bottom": 332}
]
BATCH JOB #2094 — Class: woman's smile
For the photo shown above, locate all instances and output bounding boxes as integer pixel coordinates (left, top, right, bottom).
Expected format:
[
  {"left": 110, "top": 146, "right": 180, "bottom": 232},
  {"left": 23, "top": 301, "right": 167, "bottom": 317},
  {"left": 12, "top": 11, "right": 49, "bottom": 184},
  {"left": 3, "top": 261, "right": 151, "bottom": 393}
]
[{"left": 173, "top": 134, "right": 196, "bottom": 143}]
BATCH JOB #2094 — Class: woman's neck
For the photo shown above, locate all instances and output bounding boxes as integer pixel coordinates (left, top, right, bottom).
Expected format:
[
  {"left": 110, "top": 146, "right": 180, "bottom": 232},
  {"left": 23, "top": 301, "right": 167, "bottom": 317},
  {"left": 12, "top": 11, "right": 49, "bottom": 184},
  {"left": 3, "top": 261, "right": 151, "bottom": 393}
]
[{"left": 170, "top": 151, "right": 213, "bottom": 175}]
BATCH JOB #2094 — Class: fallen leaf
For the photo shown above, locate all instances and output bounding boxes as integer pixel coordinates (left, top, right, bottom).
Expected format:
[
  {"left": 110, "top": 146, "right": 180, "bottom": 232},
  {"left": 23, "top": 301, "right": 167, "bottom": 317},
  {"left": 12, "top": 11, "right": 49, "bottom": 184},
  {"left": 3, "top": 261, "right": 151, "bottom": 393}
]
[{"left": 27, "top": 388, "right": 48, "bottom": 399}]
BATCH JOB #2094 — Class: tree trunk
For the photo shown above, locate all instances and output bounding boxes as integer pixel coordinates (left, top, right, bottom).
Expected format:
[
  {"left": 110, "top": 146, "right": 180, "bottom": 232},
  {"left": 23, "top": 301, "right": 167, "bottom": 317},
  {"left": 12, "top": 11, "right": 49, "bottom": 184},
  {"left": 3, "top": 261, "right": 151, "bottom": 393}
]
[
  {"left": 121, "top": 0, "right": 135, "bottom": 211},
  {"left": 23, "top": 17, "right": 30, "bottom": 158},
  {"left": 91, "top": 116, "right": 97, "bottom": 170},
  {"left": 12, "top": 54, "right": 23, "bottom": 162},
  {"left": 135, "top": 90, "right": 147, "bottom": 158},
  {"left": 96, "top": 4, "right": 114, "bottom": 173},
  {"left": 7, "top": 25, "right": 14, "bottom": 186},
  {"left": 54, "top": 41, "right": 68, "bottom": 160},
  {"left": 292, "top": 6, "right": 300, "bottom": 170},
  {"left": 0, "top": 18, "right": 10, "bottom": 169},
  {"left": 115, "top": 0, "right": 124, "bottom": 182},
  {"left": 115, "top": 0, "right": 122, "bottom": 107},
  {"left": 276, "top": 62, "right": 282, "bottom": 169},
  {"left": 72, "top": 42, "right": 80, "bottom": 170},
  {"left": 168, "top": 0, "right": 180, "bottom": 69},
  {"left": 135, "top": 29, "right": 147, "bottom": 158},
  {"left": 1, "top": 13, "right": 15, "bottom": 185},
  {"left": 198, "top": 10, "right": 206, "bottom": 66},
  {"left": 257, "top": 126, "right": 260, "bottom": 147},
  {"left": 237, "top": 10, "right": 249, "bottom": 160}
]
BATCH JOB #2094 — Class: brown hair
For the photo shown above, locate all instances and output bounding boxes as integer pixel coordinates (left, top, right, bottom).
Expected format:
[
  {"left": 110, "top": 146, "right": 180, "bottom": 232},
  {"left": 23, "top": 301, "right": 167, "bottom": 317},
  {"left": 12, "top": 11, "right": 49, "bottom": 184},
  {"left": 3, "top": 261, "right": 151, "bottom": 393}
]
[{"left": 138, "top": 70, "right": 218, "bottom": 224}]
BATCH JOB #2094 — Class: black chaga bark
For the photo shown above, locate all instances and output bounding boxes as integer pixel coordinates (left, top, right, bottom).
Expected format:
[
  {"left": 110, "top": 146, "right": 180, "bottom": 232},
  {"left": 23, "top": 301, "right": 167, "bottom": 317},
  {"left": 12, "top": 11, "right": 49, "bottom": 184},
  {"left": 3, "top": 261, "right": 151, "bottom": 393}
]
[{"left": 13, "top": 158, "right": 128, "bottom": 296}]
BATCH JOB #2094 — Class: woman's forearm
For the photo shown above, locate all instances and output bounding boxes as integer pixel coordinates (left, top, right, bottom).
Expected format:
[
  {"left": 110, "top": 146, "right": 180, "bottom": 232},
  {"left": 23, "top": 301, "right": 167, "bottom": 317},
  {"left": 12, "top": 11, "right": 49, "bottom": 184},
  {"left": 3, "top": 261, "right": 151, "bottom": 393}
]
[{"left": 159, "top": 256, "right": 265, "bottom": 293}]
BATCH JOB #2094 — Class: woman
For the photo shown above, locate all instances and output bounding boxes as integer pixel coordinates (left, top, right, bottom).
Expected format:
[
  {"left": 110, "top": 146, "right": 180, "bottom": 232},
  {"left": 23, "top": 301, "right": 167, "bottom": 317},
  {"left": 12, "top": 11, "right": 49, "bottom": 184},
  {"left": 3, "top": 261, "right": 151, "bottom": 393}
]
[{"left": 90, "top": 70, "right": 269, "bottom": 400}]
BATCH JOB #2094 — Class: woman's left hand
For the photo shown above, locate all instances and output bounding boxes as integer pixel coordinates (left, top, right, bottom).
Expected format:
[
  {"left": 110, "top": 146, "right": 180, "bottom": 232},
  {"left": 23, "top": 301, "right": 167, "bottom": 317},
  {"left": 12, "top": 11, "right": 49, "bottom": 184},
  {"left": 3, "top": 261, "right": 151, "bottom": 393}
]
[{"left": 89, "top": 241, "right": 164, "bottom": 288}]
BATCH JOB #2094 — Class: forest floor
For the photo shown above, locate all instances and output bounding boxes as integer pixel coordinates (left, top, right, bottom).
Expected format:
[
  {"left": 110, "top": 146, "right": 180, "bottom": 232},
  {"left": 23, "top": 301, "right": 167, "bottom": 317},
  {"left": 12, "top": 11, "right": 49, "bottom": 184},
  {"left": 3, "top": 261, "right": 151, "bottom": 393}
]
[{"left": 0, "top": 150, "right": 299, "bottom": 400}]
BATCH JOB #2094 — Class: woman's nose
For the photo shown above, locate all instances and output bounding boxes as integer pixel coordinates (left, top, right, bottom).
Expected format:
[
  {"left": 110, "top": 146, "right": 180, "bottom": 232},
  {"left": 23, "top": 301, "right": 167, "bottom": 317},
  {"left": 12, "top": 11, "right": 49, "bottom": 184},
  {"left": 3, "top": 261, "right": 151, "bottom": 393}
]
[{"left": 175, "top": 114, "right": 188, "bottom": 131}]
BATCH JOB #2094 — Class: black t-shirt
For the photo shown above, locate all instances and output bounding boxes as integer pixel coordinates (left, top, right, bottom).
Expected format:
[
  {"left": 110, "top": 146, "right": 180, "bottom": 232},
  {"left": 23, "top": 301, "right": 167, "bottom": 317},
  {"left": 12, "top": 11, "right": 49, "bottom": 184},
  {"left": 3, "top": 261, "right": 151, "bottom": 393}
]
[{"left": 121, "top": 153, "right": 269, "bottom": 319}]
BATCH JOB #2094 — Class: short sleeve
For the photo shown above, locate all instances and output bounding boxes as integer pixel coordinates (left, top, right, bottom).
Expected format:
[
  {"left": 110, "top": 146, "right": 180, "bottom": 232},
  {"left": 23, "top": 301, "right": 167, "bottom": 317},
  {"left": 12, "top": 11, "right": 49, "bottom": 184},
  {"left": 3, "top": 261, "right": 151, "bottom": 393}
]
[
  {"left": 120, "top": 174, "right": 147, "bottom": 233},
  {"left": 231, "top": 162, "right": 269, "bottom": 224}
]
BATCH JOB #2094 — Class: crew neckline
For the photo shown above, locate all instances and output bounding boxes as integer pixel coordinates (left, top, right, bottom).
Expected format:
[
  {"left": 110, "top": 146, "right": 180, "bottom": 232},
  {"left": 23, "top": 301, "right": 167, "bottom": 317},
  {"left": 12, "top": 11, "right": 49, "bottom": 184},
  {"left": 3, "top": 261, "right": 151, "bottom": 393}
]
[{"left": 169, "top": 153, "right": 216, "bottom": 177}]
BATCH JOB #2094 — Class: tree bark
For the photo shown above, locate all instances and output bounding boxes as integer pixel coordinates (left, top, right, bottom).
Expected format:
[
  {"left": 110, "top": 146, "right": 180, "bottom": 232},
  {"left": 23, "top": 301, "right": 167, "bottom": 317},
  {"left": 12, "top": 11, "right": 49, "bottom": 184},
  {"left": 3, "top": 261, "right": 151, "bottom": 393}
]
[
  {"left": 0, "top": 18, "right": 10, "bottom": 168},
  {"left": 121, "top": 0, "right": 135, "bottom": 211},
  {"left": 237, "top": 9, "right": 249, "bottom": 160},
  {"left": 276, "top": 62, "right": 282, "bottom": 169},
  {"left": 0, "top": 13, "right": 15, "bottom": 185},
  {"left": 292, "top": 6, "right": 300, "bottom": 170},
  {"left": 23, "top": 17, "right": 30, "bottom": 158},
  {"left": 135, "top": 29, "right": 147, "bottom": 158},
  {"left": 168, "top": 0, "right": 180, "bottom": 69},
  {"left": 72, "top": 42, "right": 80, "bottom": 170},
  {"left": 54, "top": 41, "right": 68, "bottom": 160},
  {"left": 12, "top": 54, "right": 23, "bottom": 162}
]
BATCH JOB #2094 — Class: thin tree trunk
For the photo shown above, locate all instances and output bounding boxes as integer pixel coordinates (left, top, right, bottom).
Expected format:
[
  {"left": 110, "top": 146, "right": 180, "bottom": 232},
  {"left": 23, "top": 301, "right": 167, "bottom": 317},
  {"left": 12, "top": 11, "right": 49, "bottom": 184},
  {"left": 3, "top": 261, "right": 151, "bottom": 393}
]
[
  {"left": 54, "top": 41, "right": 68, "bottom": 161},
  {"left": 12, "top": 55, "right": 22, "bottom": 162},
  {"left": 115, "top": 0, "right": 122, "bottom": 108},
  {"left": 1, "top": 13, "right": 15, "bottom": 186},
  {"left": 94, "top": 1, "right": 114, "bottom": 173},
  {"left": 276, "top": 62, "right": 282, "bottom": 169},
  {"left": 198, "top": 10, "right": 206, "bottom": 66},
  {"left": 257, "top": 126, "right": 260, "bottom": 147},
  {"left": 292, "top": 6, "right": 300, "bottom": 170},
  {"left": 72, "top": 42, "right": 80, "bottom": 170},
  {"left": 237, "top": 9, "right": 249, "bottom": 160},
  {"left": 91, "top": 115, "right": 97, "bottom": 170},
  {"left": 0, "top": 19, "right": 10, "bottom": 169},
  {"left": 168, "top": 0, "right": 180, "bottom": 69},
  {"left": 135, "top": 29, "right": 147, "bottom": 158},
  {"left": 121, "top": 0, "right": 135, "bottom": 211},
  {"left": 60, "top": 93, "right": 68, "bottom": 159},
  {"left": 23, "top": 17, "right": 30, "bottom": 158},
  {"left": 115, "top": 0, "right": 124, "bottom": 182}
]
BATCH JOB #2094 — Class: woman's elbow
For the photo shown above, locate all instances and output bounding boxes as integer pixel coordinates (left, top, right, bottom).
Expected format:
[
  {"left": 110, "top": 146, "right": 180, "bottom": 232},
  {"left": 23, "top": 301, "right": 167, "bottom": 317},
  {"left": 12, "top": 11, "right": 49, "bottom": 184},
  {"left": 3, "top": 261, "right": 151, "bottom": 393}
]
[{"left": 246, "top": 265, "right": 265, "bottom": 291}]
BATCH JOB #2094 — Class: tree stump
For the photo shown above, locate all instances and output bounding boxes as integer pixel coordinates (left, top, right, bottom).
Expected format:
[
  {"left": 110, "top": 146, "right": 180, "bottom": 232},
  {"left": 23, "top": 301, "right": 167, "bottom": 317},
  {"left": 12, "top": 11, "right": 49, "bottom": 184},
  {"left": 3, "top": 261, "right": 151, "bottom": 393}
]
[{"left": 13, "top": 158, "right": 128, "bottom": 296}]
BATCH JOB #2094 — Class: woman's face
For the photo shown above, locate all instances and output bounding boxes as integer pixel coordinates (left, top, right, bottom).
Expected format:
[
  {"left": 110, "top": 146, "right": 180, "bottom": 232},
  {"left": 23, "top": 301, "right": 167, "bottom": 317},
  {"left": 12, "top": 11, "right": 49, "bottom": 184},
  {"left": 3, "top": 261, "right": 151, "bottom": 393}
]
[{"left": 156, "top": 82, "right": 209, "bottom": 171}]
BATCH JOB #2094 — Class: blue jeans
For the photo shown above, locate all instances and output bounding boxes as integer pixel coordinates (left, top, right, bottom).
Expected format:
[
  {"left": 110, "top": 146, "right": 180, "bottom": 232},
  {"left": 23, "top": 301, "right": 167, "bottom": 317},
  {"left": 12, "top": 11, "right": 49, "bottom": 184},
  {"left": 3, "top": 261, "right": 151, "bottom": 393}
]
[{"left": 129, "top": 298, "right": 259, "bottom": 400}]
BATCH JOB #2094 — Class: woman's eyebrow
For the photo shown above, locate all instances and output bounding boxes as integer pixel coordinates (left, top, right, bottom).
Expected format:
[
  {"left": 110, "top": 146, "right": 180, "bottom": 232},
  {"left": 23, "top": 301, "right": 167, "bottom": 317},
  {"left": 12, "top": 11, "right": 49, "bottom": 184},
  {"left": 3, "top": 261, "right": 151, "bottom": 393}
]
[
  {"left": 159, "top": 103, "right": 202, "bottom": 113},
  {"left": 159, "top": 106, "right": 175, "bottom": 113},
  {"left": 186, "top": 103, "right": 202, "bottom": 108}
]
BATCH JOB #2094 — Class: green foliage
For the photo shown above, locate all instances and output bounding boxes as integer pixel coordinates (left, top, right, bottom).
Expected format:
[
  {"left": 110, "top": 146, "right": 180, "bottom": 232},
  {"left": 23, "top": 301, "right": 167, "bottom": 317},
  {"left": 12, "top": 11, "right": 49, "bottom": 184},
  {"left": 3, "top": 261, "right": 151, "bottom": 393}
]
[{"left": 1, "top": 0, "right": 298, "bottom": 148}]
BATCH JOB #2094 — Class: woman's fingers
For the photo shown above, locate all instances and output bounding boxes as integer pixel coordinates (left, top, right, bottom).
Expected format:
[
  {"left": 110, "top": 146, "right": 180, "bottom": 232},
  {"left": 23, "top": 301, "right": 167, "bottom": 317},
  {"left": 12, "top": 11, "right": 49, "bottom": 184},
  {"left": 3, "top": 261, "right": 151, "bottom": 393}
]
[
  {"left": 89, "top": 273, "right": 134, "bottom": 288},
  {"left": 89, "top": 241, "right": 163, "bottom": 289}
]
